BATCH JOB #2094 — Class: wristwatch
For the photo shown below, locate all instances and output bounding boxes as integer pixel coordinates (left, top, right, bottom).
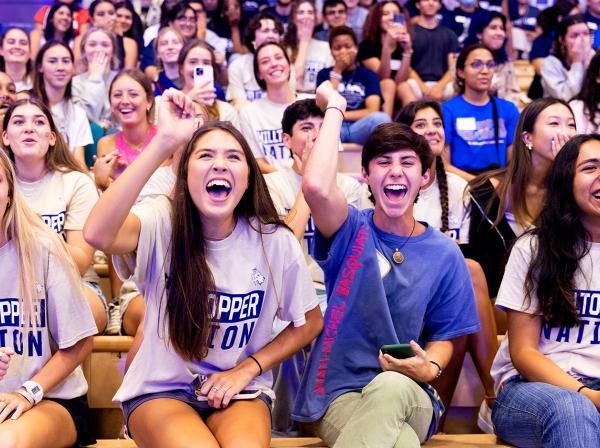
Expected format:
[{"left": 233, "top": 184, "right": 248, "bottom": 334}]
[{"left": 21, "top": 381, "right": 44, "bottom": 404}]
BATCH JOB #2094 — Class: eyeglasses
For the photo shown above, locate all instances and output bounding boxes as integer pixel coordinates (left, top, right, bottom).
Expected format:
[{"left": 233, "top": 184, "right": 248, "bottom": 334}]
[
  {"left": 325, "top": 8, "right": 346, "bottom": 15},
  {"left": 469, "top": 60, "right": 497, "bottom": 70},
  {"left": 176, "top": 16, "right": 196, "bottom": 23}
]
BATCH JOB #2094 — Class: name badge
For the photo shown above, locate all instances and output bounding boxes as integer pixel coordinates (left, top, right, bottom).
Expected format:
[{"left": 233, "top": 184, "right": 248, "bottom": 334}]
[
  {"left": 390, "top": 59, "right": 401, "bottom": 71},
  {"left": 456, "top": 117, "right": 477, "bottom": 131}
]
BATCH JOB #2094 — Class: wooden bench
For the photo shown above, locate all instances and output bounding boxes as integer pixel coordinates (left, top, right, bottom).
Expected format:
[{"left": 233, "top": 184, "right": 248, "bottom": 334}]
[{"left": 90, "top": 434, "right": 511, "bottom": 447}]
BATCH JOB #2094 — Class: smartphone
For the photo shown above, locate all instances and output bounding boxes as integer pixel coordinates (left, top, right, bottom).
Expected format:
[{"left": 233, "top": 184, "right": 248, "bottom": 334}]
[
  {"left": 393, "top": 13, "right": 405, "bottom": 26},
  {"left": 196, "top": 389, "right": 261, "bottom": 401},
  {"left": 194, "top": 64, "right": 214, "bottom": 88},
  {"left": 381, "top": 343, "right": 415, "bottom": 359}
]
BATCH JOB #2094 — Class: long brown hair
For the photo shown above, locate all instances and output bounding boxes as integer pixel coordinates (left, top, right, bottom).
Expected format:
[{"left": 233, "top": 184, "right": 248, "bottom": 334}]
[
  {"left": 1, "top": 98, "right": 85, "bottom": 174},
  {"left": 0, "top": 150, "right": 82, "bottom": 329},
  {"left": 165, "top": 121, "right": 285, "bottom": 360},
  {"left": 283, "top": 0, "right": 316, "bottom": 62},
  {"left": 468, "top": 98, "right": 574, "bottom": 228}
]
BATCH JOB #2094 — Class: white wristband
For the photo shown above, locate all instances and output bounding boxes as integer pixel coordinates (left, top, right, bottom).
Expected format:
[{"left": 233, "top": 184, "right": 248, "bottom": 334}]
[
  {"left": 15, "top": 389, "right": 35, "bottom": 405},
  {"left": 21, "top": 381, "right": 43, "bottom": 404}
]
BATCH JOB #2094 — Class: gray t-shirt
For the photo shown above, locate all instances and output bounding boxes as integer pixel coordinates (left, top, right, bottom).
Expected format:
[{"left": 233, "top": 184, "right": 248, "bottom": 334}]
[
  {"left": 113, "top": 196, "right": 319, "bottom": 402},
  {"left": 0, "top": 239, "right": 97, "bottom": 399}
]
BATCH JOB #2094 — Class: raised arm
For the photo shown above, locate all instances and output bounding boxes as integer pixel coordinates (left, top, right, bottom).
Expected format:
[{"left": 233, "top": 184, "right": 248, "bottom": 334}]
[
  {"left": 84, "top": 89, "right": 204, "bottom": 254},
  {"left": 302, "top": 81, "right": 349, "bottom": 238}
]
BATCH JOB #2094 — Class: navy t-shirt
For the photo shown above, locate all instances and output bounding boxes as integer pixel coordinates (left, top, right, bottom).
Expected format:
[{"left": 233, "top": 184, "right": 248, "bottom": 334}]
[
  {"left": 441, "top": 6, "right": 481, "bottom": 44},
  {"left": 412, "top": 23, "right": 459, "bottom": 81},
  {"left": 509, "top": 1, "right": 539, "bottom": 32},
  {"left": 442, "top": 95, "right": 519, "bottom": 172},
  {"left": 316, "top": 66, "right": 381, "bottom": 112},
  {"left": 357, "top": 41, "right": 405, "bottom": 79},
  {"left": 292, "top": 206, "right": 479, "bottom": 438},
  {"left": 584, "top": 11, "right": 600, "bottom": 48}
]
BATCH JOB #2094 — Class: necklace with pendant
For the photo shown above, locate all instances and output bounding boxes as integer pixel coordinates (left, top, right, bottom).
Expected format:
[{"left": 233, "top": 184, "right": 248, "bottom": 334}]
[{"left": 392, "top": 219, "right": 416, "bottom": 265}]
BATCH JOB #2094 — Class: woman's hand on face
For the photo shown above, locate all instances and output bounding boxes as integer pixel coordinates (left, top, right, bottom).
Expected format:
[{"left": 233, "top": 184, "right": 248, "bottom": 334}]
[
  {"left": 0, "top": 391, "right": 33, "bottom": 422},
  {"left": 396, "top": 28, "right": 412, "bottom": 51},
  {"left": 188, "top": 81, "right": 217, "bottom": 106},
  {"left": 226, "top": 5, "right": 241, "bottom": 26},
  {"left": 92, "top": 150, "right": 119, "bottom": 190},
  {"left": 199, "top": 367, "right": 256, "bottom": 409},
  {"left": 88, "top": 51, "right": 110, "bottom": 77},
  {"left": 551, "top": 132, "right": 571, "bottom": 157},
  {"left": 156, "top": 88, "right": 207, "bottom": 150},
  {"left": 378, "top": 340, "right": 439, "bottom": 383},
  {"left": 0, "top": 349, "right": 14, "bottom": 381},
  {"left": 297, "top": 18, "right": 315, "bottom": 42}
]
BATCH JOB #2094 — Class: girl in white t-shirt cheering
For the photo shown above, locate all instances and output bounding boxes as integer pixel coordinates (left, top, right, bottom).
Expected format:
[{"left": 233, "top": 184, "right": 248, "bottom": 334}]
[
  {"left": 2, "top": 98, "right": 107, "bottom": 334},
  {"left": 490, "top": 134, "right": 600, "bottom": 447},
  {"left": 0, "top": 148, "right": 97, "bottom": 447},
  {"left": 84, "top": 89, "right": 323, "bottom": 447}
]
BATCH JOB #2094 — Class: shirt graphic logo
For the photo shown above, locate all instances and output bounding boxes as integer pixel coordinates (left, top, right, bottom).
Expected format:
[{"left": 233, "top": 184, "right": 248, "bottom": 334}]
[{"left": 251, "top": 268, "right": 265, "bottom": 286}]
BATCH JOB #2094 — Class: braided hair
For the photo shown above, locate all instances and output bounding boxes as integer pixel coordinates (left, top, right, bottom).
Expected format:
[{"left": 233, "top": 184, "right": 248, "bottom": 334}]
[{"left": 396, "top": 100, "right": 449, "bottom": 232}]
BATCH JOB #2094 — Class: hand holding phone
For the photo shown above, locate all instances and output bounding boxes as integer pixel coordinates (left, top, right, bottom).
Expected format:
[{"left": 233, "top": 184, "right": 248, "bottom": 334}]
[
  {"left": 380, "top": 343, "right": 416, "bottom": 359},
  {"left": 393, "top": 13, "right": 405, "bottom": 27},
  {"left": 194, "top": 65, "right": 214, "bottom": 89}
]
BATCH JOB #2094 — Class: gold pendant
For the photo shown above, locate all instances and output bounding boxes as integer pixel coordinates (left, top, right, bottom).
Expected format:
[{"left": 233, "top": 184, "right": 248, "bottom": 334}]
[{"left": 392, "top": 249, "right": 404, "bottom": 264}]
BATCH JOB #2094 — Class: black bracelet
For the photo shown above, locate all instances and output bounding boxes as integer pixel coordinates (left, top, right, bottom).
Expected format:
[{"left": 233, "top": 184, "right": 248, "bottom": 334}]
[
  {"left": 248, "top": 355, "right": 263, "bottom": 376},
  {"left": 429, "top": 360, "right": 442, "bottom": 378},
  {"left": 577, "top": 385, "right": 589, "bottom": 393},
  {"left": 326, "top": 106, "right": 345, "bottom": 119}
]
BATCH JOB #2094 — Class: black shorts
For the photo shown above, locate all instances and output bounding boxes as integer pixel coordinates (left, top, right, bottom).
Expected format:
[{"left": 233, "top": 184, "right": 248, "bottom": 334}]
[{"left": 46, "top": 394, "right": 96, "bottom": 447}]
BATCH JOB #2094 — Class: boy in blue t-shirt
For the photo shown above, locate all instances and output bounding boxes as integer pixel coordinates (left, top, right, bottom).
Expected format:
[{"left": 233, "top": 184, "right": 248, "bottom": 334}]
[
  {"left": 293, "top": 82, "right": 479, "bottom": 446},
  {"left": 316, "top": 25, "right": 390, "bottom": 144}
]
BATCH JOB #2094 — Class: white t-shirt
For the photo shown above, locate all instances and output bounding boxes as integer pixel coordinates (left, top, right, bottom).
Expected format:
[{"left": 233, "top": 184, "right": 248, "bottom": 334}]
[
  {"left": 0, "top": 238, "right": 97, "bottom": 399},
  {"left": 113, "top": 196, "right": 319, "bottom": 402},
  {"left": 414, "top": 171, "right": 470, "bottom": 244},
  {"left": 137, "top": 165, "right": 176, "bottom": 203},
  {"left": 569, "top": 99, "right": 600, "bottom": 135},
  {"left": 491, "top": 234, "right": 600, "bottom": 392},
  {"left": 51, "top": 99, "right": 94, "bottom": 152},
  {"left": 228, "top": 53, "right": 264, "bottom": 102},
  {"left": 239, "top": 97, "right": 294, "bottom": 170},
  {"left": 296, "top": 39, "right": 334, "bottom": 94},
  {"left": 265, "top": 167, "right": 370, "bottom": 284},
  {"left": 16, "top": 170, "right": 100, "bottom": 283}
]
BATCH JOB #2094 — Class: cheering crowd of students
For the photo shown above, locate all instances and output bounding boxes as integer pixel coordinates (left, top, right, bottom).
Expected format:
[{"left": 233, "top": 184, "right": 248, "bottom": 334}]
[{"left": 0, "top": 0, "right": 599, "bottom": 446}]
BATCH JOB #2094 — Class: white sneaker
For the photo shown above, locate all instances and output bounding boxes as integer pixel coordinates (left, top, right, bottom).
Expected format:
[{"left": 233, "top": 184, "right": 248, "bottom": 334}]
[
  {"left": 104, "top": 301, "right": 121, "bottom": 335},
  {"left": 477, "top": 400, "right": 495, "bottom": 434}
]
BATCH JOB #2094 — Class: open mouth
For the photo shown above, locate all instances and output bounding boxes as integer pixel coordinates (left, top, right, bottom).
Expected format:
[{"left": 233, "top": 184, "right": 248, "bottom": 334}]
[
  {"left": 206, "top": 179, "right": 232, "bottom": 199},
  {"left": 383, "top": 184, "right": 407, "bottom": 200},
  {"left": 118, "top": 108, "right": 135, "bottom": 115},
  {"left": 592, "top": 189, "right": 600, "bottom": 200}
]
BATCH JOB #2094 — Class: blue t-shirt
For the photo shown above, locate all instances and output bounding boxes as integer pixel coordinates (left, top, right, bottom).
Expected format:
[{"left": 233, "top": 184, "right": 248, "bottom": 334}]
[
  {"left": 584, "top": 11, "right": 600, "bottom": 49},
  {"left": 292, "top": 207, "right": 480, "bottom": 438},
  {"left": 442, "top": 95, "right": 519, "bottom": 172},
  {"left": 316, "top": 66, "right": 381, "bottom": 113}
]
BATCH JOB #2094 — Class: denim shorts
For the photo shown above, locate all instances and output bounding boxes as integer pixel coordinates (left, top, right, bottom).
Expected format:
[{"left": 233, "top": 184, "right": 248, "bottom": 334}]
[
  {"left": 83, "top": 280, "right": 109, "bottom": 327},
  {"left": 121, "top": 385, "right": 272, "bottom": 438}
]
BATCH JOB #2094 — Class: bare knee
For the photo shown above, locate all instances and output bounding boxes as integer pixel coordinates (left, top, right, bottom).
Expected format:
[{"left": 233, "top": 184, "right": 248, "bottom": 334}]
[
  {"left": 0, "top": 425, "right": 21, "bottom": 448},
  {"left": 84, "top": 286, "right": 106, "bottom": 334},
  {"left": 123, "top": 295, "right": 145, "bottom": 336}
]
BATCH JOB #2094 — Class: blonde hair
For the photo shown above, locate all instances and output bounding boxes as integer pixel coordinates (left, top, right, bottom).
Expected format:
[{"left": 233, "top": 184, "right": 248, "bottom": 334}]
[
  {"left": 154, "top": 26, "right": 184, "bottom": 71},
  {"left": 77, "top": 26, "right": 120, "bottom": 74},
  {"left": 0, "top": 150, "right": 82, "bottom": 328}
]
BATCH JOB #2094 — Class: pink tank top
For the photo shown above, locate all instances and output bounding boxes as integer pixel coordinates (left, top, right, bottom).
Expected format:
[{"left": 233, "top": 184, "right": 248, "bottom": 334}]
[{"left": 116, "top": 125, "right": 158, "bottom": 165}]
